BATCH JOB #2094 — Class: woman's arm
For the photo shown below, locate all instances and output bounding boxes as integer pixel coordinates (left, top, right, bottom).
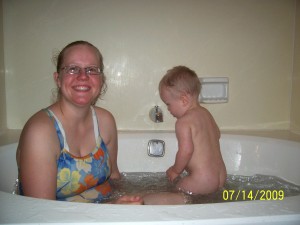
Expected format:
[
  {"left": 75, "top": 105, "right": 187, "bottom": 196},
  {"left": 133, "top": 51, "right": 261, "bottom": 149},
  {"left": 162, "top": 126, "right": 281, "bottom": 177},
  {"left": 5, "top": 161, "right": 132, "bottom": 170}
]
[{"left": 17, "top": 111, "right": 59, "bottom": 199}]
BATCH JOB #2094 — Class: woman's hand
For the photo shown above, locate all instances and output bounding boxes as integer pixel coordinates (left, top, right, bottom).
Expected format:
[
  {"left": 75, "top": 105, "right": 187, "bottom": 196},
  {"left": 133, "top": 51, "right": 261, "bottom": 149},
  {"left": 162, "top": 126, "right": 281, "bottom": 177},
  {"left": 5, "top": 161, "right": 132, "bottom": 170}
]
[{"left": 111, "top": 195, "right": 144, "bottom": 205}]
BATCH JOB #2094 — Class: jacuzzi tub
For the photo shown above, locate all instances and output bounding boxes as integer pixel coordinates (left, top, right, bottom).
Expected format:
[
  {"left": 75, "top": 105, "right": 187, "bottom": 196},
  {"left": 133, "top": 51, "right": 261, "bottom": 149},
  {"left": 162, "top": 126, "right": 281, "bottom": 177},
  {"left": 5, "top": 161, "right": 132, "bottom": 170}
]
[{"left": 0, "top": 131, "right": 300, "bottom": 224}]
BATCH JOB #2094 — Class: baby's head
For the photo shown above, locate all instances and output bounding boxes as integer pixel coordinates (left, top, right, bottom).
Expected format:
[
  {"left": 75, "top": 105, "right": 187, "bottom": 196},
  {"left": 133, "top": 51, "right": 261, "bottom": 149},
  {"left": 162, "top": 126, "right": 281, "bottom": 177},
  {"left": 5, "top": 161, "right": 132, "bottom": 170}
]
[{"left": 159, "top": 66, "right": 201, "bottom": 100}]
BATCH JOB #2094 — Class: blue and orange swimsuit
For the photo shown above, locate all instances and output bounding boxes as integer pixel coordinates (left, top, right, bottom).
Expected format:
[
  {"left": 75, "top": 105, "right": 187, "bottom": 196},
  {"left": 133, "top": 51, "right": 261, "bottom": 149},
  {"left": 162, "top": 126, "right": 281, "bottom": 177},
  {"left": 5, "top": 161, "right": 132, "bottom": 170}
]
[{"left": 24, "top": 107, "right": 112, "bottom": 202}]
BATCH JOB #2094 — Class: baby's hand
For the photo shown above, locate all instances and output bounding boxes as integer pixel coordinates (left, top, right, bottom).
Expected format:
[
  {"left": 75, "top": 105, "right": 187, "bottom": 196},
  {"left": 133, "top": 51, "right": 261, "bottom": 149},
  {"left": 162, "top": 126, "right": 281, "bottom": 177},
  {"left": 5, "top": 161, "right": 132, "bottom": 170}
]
[
  {"left": 112, "top": 195, "right": 144, "bottom": 205},
  {"left": 166, "top": 166, "right": 179, "bottom": 182}
]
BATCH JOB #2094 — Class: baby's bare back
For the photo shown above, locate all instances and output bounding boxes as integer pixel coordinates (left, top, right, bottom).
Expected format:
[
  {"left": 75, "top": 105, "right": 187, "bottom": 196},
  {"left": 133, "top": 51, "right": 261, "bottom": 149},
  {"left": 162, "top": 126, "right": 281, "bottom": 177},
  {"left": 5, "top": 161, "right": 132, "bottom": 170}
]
[{"left": 176, "top": 106, "right": 226, "bottom": 194}]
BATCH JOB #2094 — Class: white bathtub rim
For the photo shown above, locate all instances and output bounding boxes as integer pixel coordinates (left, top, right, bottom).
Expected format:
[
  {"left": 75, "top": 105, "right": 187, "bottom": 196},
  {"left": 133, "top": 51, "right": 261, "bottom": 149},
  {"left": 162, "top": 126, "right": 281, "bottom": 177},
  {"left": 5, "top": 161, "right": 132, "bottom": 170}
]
[{"left": 0, "top": 191, "right": 299, "bottom": 224}]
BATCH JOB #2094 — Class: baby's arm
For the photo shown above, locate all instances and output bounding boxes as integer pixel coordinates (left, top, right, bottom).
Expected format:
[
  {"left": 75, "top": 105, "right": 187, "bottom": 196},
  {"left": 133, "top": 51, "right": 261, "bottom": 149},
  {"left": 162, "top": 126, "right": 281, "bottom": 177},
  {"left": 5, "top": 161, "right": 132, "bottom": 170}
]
[{"left": 167, "top": 120, "right": 194, "bottom": 181}]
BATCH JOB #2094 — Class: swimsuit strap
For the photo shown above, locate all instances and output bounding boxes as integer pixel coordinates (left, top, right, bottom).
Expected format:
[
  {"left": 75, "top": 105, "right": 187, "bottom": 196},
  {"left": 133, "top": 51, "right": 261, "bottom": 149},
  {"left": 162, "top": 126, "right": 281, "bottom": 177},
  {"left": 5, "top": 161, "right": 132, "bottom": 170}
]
[
  {"left": 45, "top": 106, "right": 100, "bottom": 151},
  {"left": 90, "top": 106, "right": 101, "bottom": 148},
  {"left": 44, "top": 109, "right": 70, "bottom": 151}
]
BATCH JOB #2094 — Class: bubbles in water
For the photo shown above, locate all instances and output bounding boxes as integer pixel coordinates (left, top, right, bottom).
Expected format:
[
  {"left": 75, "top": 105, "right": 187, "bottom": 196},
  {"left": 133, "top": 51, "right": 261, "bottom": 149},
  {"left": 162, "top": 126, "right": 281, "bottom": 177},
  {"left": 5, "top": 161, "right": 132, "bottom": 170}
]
[
  {"left": 14, "top": 173, "right": 299, "bottom": 204},
  {"left": 12, "top": 178, "right": 20, "bottom": 195},
  {"left": 109, "top": 172, "right": 300, "bottom": 204}
]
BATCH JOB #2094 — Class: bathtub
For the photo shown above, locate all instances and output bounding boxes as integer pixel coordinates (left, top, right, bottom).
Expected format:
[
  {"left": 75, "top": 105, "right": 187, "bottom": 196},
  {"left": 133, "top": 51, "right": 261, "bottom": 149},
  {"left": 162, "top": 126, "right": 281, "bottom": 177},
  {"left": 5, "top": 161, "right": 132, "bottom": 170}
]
[{"left": 0, "top": 131, "right": 300, "bottom": 225}]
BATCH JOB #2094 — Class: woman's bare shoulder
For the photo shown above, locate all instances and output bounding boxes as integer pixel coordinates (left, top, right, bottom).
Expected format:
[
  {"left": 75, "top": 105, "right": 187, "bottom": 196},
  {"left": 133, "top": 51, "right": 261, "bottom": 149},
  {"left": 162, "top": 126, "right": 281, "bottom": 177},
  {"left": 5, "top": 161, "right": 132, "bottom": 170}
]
[
  {"left": 24, "top": 110, "right": 53, "bottom": 130},
  {"left": 20, "top": 109, "right": 57, "bottom": 143},
  {"left": 17, "top": 109, "right": 59, "bottom": 165},
  {"left": 93, "top": 106, "right": 115, "bottom": 121}
]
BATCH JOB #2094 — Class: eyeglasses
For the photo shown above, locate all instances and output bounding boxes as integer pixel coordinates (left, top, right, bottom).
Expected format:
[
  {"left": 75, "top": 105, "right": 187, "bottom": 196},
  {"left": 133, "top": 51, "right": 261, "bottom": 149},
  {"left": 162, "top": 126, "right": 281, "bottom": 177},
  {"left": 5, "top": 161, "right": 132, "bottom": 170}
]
[{"left": 61, "top": 65, "right": 102, "bottom": 76}]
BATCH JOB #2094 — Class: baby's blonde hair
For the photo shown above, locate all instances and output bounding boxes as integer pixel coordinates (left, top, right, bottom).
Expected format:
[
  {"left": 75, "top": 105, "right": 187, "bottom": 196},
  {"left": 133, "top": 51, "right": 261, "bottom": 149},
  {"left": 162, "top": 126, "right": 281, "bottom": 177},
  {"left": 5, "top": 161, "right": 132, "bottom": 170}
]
[{"left": 159, "top": 66, "right": 201, "bottom": 98}]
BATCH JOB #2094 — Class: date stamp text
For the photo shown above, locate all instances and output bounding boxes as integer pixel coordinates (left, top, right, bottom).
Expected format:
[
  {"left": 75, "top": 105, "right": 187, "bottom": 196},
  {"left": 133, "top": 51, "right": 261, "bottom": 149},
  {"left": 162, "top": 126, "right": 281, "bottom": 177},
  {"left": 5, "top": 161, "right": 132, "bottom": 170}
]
[{"left": 222, "top": 189, "right": 285, "bottom": 201}]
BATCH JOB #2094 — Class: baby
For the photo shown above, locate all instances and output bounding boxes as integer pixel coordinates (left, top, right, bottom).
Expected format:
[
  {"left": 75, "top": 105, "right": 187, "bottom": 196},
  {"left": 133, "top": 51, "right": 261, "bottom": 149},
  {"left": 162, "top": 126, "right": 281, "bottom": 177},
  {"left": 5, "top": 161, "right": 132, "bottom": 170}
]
[{"left": 159, "top": 66, "right": 227, "bottom": 195}]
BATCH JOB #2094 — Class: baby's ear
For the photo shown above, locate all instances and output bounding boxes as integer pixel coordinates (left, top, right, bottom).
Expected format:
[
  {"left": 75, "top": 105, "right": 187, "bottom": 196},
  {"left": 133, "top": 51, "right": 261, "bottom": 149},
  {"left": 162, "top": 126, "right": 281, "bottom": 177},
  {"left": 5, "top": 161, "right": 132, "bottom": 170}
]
[{"left": 180, "top": 93, "right": 190, "bottom": 106}]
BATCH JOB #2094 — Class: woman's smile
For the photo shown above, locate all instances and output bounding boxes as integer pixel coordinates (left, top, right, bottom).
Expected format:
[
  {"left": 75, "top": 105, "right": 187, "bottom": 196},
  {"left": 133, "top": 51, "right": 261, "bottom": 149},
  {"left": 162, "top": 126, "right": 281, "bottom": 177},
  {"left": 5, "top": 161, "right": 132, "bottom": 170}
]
[{"left": 73, "top": 85, "right": 91, "bottom": 92}]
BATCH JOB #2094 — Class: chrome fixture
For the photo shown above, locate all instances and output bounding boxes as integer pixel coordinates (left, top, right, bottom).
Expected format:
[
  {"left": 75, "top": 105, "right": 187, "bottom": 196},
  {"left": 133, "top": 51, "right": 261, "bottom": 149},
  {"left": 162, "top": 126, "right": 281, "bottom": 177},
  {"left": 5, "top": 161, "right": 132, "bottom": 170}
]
[
  {"left": 147, "top": 139, "right": 165, "bottom": 157},
  {"left": 149, "top": 105, "right": 163, "bottom": 123}
]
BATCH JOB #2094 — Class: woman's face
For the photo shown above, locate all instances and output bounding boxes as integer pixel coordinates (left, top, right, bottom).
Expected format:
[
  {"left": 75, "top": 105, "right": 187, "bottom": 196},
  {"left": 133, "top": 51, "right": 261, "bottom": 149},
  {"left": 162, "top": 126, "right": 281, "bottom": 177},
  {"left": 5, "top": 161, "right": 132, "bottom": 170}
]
[{"left": 55, "top": 45, "right": 102, "bottom": 107}]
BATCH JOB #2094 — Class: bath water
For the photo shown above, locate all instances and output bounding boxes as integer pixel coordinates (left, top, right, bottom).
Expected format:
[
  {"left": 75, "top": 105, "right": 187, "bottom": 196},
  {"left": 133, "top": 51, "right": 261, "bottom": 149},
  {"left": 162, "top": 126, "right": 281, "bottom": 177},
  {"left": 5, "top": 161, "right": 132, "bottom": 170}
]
[{"left": 108, "top": 172, "right": 300, "bottom": 204}]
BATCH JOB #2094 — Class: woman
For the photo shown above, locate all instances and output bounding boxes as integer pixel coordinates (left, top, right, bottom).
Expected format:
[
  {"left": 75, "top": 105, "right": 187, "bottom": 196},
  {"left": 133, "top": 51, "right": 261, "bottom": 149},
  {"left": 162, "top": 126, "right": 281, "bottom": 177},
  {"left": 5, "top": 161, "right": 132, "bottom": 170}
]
[{"left": 16, "top": 41, "right": 142, "bottom": 204}]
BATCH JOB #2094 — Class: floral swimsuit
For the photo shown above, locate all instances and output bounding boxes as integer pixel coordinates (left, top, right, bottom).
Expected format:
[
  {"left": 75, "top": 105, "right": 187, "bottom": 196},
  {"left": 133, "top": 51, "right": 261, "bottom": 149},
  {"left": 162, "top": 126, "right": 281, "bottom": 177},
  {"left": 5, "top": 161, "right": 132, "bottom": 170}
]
[{"left": 45, "top": 107, "right": 112, "bottom": 202}]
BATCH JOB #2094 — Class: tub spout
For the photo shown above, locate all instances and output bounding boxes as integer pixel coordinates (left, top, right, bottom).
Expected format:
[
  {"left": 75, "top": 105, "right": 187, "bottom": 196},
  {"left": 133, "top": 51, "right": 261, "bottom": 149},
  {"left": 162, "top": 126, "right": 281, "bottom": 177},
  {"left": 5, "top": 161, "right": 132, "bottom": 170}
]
[{"left": 149, "top": 106, "right": 163, "bottom": 123}]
